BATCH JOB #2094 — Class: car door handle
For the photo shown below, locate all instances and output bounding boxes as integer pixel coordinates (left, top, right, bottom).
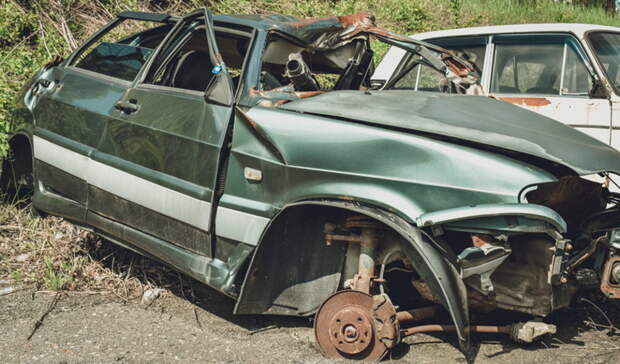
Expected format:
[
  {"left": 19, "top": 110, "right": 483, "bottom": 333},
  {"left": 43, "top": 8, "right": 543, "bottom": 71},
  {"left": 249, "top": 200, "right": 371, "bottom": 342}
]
[{"left": 114, "top": 100, "right": 139, "bottom": 114}]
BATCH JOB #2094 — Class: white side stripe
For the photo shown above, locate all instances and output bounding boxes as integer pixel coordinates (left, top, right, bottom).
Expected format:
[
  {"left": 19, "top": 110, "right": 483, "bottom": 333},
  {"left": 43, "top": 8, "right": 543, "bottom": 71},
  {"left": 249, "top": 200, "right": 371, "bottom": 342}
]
[
  {"left": 91, "top": 159, "right": 214, "bottom": 232},
  {"left": 33, "top": 136, "right": 270, "bottom": 245},
  {"left": 34, "top": 136, "right": 212, "bottom": 232},
  {"left": 215, "top": 207, "right": 270, "bottom": 246},
  {"left": 34, "top": 137, "right": 90, "bottom": 178}
]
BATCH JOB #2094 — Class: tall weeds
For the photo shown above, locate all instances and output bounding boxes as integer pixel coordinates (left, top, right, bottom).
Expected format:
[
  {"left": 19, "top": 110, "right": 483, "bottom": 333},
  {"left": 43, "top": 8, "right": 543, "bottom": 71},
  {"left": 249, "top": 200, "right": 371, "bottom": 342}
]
[
  {"left": 1, "top": 0, "right": 619, "bottom": 156},
  {"left": 1, "top": 0, "right": 620, "bottom": 295}
]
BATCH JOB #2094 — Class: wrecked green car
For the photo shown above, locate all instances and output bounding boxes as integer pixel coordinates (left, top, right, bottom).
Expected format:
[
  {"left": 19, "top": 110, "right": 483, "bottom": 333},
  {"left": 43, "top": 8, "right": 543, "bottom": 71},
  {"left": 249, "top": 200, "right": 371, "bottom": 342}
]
[{"left": 3, "top": 8, "right": 620, "bottom": 361}]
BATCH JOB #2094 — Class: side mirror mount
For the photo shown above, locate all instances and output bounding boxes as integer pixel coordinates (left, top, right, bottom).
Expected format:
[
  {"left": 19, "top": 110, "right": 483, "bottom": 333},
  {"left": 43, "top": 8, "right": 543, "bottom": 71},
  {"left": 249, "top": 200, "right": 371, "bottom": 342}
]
[
  {"left": 589, "top": 77, "right": 608, "bottom": 99},
  {"left": 205, "top": 69, "right": 234, "bottom": 106}
]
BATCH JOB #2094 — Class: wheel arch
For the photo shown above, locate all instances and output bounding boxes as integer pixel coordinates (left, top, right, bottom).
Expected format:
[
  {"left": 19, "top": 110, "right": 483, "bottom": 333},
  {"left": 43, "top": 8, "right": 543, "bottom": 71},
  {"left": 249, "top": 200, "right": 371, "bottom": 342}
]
[{"left": 234, "top": 198, "right": 470, "bottom": 351}]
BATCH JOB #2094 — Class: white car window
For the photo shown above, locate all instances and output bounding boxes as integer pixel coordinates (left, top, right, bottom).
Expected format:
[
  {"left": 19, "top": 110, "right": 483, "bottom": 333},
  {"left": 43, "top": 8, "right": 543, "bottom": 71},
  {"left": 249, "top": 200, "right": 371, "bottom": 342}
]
[
  {"left": 491, "top": 35, "right": 590, "bottom": 96},
  {"left": 563, "top": 45, "right": 591, "bottom": 95}
]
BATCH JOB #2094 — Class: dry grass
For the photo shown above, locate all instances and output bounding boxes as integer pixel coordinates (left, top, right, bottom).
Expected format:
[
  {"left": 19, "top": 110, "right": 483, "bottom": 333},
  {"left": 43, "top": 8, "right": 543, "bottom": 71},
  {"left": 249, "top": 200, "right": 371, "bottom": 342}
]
[{"left": 0, "top": 202, "right": 186, "bottom": 300}]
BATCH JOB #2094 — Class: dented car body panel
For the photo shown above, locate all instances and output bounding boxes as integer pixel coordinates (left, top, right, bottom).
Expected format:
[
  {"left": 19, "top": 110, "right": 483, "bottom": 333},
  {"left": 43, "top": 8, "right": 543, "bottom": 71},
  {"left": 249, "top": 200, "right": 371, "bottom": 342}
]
[
  {"left": 280, "top": 90, "right": 620, "bottom": 175},
  {"left": 4, "top": 9, "right": 620, "bottom": 361}
]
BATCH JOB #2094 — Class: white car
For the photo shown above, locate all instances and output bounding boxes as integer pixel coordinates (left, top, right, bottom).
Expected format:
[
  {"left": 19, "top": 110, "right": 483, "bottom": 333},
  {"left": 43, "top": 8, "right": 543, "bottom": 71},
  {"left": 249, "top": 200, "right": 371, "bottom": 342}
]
[{"left": 373, "top": 24, "right": 620, "bottom": 151}]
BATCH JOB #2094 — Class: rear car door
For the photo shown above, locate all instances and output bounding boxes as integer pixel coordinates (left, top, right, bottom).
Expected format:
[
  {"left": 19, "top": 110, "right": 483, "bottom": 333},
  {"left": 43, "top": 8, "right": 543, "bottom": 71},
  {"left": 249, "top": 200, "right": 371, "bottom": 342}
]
[
  {"left": 489, "top": 33, "right": 611, "bottom": 145},
  {"left": 86, "top": 9, "right": 236, "bottom": 257},
  {"left": 31, "top": 12, "right": 175, "bottom": 222}
]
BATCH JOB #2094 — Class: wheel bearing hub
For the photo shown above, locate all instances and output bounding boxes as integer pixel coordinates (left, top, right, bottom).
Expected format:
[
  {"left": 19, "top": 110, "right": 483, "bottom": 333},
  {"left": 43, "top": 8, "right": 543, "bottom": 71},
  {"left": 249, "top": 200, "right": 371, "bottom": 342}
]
[
  {"left": 314, "top": 290, "right": 399, "bottom": 361},
  {"left": 328, "top": 306, "right": 373, "bottom": 354}
]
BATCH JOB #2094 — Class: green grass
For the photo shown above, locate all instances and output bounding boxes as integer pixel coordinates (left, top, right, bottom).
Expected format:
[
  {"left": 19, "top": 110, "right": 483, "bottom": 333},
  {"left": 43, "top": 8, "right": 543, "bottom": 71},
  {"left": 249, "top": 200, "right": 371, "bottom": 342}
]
[
  {"left": 1, "top": 0, "right": 620, "bottom": 155},
  {"left": 463, "top": 0, "right": 620, "bottom": 25}
]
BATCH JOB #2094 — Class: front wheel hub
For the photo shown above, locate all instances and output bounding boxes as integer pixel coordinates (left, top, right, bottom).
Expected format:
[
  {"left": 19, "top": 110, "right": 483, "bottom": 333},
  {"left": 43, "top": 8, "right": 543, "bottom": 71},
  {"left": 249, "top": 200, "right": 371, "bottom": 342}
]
[
  {"left": 328, "top": 306, "right": 373, "bottom": 354},
  {"left": 314, "top": 290, "right": 399, "bottom": 361}
]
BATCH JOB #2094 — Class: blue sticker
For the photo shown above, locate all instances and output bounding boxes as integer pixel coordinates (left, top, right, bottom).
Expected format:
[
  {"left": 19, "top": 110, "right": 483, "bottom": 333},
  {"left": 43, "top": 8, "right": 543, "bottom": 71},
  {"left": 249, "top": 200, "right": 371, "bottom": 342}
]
[{"left": 211, "top": 64, "right": 222, "bottom": 74}]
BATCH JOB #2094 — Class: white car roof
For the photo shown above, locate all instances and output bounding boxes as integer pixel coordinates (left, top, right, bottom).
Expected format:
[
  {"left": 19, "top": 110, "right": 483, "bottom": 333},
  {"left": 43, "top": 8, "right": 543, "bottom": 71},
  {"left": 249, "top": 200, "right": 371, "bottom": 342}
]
[
  {"left": 410, "top": 23, "right": 620, "bottom": 40},
  {"left": 373, "top": 23, "right": 620, "bottom": 81}
]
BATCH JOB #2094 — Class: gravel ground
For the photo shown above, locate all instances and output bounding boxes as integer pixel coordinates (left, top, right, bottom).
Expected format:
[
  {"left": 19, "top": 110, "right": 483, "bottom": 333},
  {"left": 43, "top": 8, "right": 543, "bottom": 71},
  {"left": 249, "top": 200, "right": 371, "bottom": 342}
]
[{"left": 1, "top": 283, "right": 620, "bottom": 364}]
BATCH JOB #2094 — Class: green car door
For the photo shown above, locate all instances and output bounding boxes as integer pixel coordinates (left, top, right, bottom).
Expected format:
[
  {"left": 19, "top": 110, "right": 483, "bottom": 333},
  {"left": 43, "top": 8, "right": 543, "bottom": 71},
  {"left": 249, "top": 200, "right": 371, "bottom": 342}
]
[
  {"left": 31, "top": 12, "right": 175, "bottom": 222},
  {"left": 86, "top": 9, "right": 236, "bottom": 257}
]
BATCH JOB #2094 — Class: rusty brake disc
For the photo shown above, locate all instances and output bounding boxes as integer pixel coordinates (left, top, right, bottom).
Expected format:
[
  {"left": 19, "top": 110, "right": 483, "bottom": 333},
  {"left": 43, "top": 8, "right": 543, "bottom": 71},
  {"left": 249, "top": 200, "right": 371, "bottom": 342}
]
[{"left": 314, "top": 290, "right": 399, "bottom": 361}]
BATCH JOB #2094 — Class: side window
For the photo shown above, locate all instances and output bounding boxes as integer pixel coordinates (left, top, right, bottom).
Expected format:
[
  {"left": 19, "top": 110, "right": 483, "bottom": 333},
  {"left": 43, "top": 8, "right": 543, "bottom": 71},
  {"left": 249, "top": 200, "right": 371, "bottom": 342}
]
[
  {"left": 392, "top": 62, "right": 446, "bottom": 91},
  {"left": 433, "top": 40, "right": 487, "bottom": 76},
  {"left": 71, "top": 19, "right": 171, "bottom": 81},
  {"left": 389, "top": 37, "right": 487, "bottom": 92},
  {"left": 258, "top": 34, "right": 370, "bottom": 92},
  {"left": 145, "top": 23, "right": 250, "bottom": 92},
  {"left": 491, "top": 35, "right": 591, "bottom": 96},
  {"left": 391, "top": 59, "right": 423, "bottom": 90},
  {"left": 417, "top": 65, "right": 447, "bottom": 91},
  {"left": 563, "top": 46, "right": 591, "bottom": 95}
]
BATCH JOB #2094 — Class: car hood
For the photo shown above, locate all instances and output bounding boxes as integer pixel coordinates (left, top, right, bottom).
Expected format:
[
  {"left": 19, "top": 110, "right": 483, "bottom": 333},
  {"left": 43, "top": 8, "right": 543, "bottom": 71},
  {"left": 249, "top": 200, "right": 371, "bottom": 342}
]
[{"left": 281, "top": 90, "right": 620, "bottom": 176}]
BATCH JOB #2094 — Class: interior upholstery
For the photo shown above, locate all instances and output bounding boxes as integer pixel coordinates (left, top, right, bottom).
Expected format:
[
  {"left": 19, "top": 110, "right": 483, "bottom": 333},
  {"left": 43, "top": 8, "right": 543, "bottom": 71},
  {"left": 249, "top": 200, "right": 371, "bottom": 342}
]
[{"left": 171, "top": 50, "right": 213, "bottom": 91}]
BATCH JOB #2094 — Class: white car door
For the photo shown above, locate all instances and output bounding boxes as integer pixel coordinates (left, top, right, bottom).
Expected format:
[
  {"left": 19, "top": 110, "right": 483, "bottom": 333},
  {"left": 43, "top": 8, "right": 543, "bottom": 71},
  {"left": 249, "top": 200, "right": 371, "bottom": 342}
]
[{"left": 489, "top": 33, "right": 612, "bottom": 147}]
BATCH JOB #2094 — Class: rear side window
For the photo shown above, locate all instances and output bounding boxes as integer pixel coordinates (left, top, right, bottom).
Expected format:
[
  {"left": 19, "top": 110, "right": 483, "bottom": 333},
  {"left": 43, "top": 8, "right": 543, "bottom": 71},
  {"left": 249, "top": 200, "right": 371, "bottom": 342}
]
[
  {"left": 491, "top": 34, "right": 591, "bottom": 96},
  {"left": 76, "top": 43, "right": 153, "bottom": 81},
  {"left": 71, "top": 18, "right": 172, "bottom": 81}
]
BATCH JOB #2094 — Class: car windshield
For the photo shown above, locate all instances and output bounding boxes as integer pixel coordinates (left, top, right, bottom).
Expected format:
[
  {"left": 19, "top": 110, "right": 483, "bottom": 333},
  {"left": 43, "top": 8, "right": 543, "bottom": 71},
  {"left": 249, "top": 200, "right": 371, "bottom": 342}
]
[{"left": 589, "top": 31, "right": 620, "bottom": 92}]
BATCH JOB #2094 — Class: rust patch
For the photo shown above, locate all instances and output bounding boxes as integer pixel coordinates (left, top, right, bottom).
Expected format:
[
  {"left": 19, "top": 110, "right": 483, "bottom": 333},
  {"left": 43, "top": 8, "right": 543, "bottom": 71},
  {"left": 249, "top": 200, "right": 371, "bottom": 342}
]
[
  {"left": 499, "top": 97, "right": 552, "bottom": 107},
  {"left": 314, "top": 290, "right": 394, "bottom": 361},
  {"left": 285, "top": 11, "right": 373, "bottom": 29},
  {"left": 471, "top": 234, "right": 494, "bottom": 248},
  {"left": 600, "top": 255, "right": 620, "bottom": 299},
  {"left": 441, "top": 53, "right": 474, "bottom": 77},
  {"left": 336, "top": 11, "right": 374, "bottom": 28}
]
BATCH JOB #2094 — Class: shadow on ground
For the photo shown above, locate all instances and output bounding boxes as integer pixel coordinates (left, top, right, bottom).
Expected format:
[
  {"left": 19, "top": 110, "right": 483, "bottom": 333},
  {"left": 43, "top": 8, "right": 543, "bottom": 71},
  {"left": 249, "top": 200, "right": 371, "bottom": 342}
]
[{"left": 82, "top": 236, "right": 310, "bottom": 333}]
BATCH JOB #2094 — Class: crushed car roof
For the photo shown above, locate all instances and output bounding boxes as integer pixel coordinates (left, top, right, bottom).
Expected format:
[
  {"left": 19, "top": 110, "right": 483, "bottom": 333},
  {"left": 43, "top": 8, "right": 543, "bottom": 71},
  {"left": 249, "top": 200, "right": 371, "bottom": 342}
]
[{"left": 215, "top": 13, "right": 381, "bottom": 45}]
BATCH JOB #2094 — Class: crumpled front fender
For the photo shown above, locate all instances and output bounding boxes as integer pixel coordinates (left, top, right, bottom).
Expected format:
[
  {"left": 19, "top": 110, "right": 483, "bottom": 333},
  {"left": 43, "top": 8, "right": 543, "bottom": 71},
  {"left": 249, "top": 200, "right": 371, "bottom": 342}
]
[{"left": 265, "top": 200, "right": 472, "bottom": 352}]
